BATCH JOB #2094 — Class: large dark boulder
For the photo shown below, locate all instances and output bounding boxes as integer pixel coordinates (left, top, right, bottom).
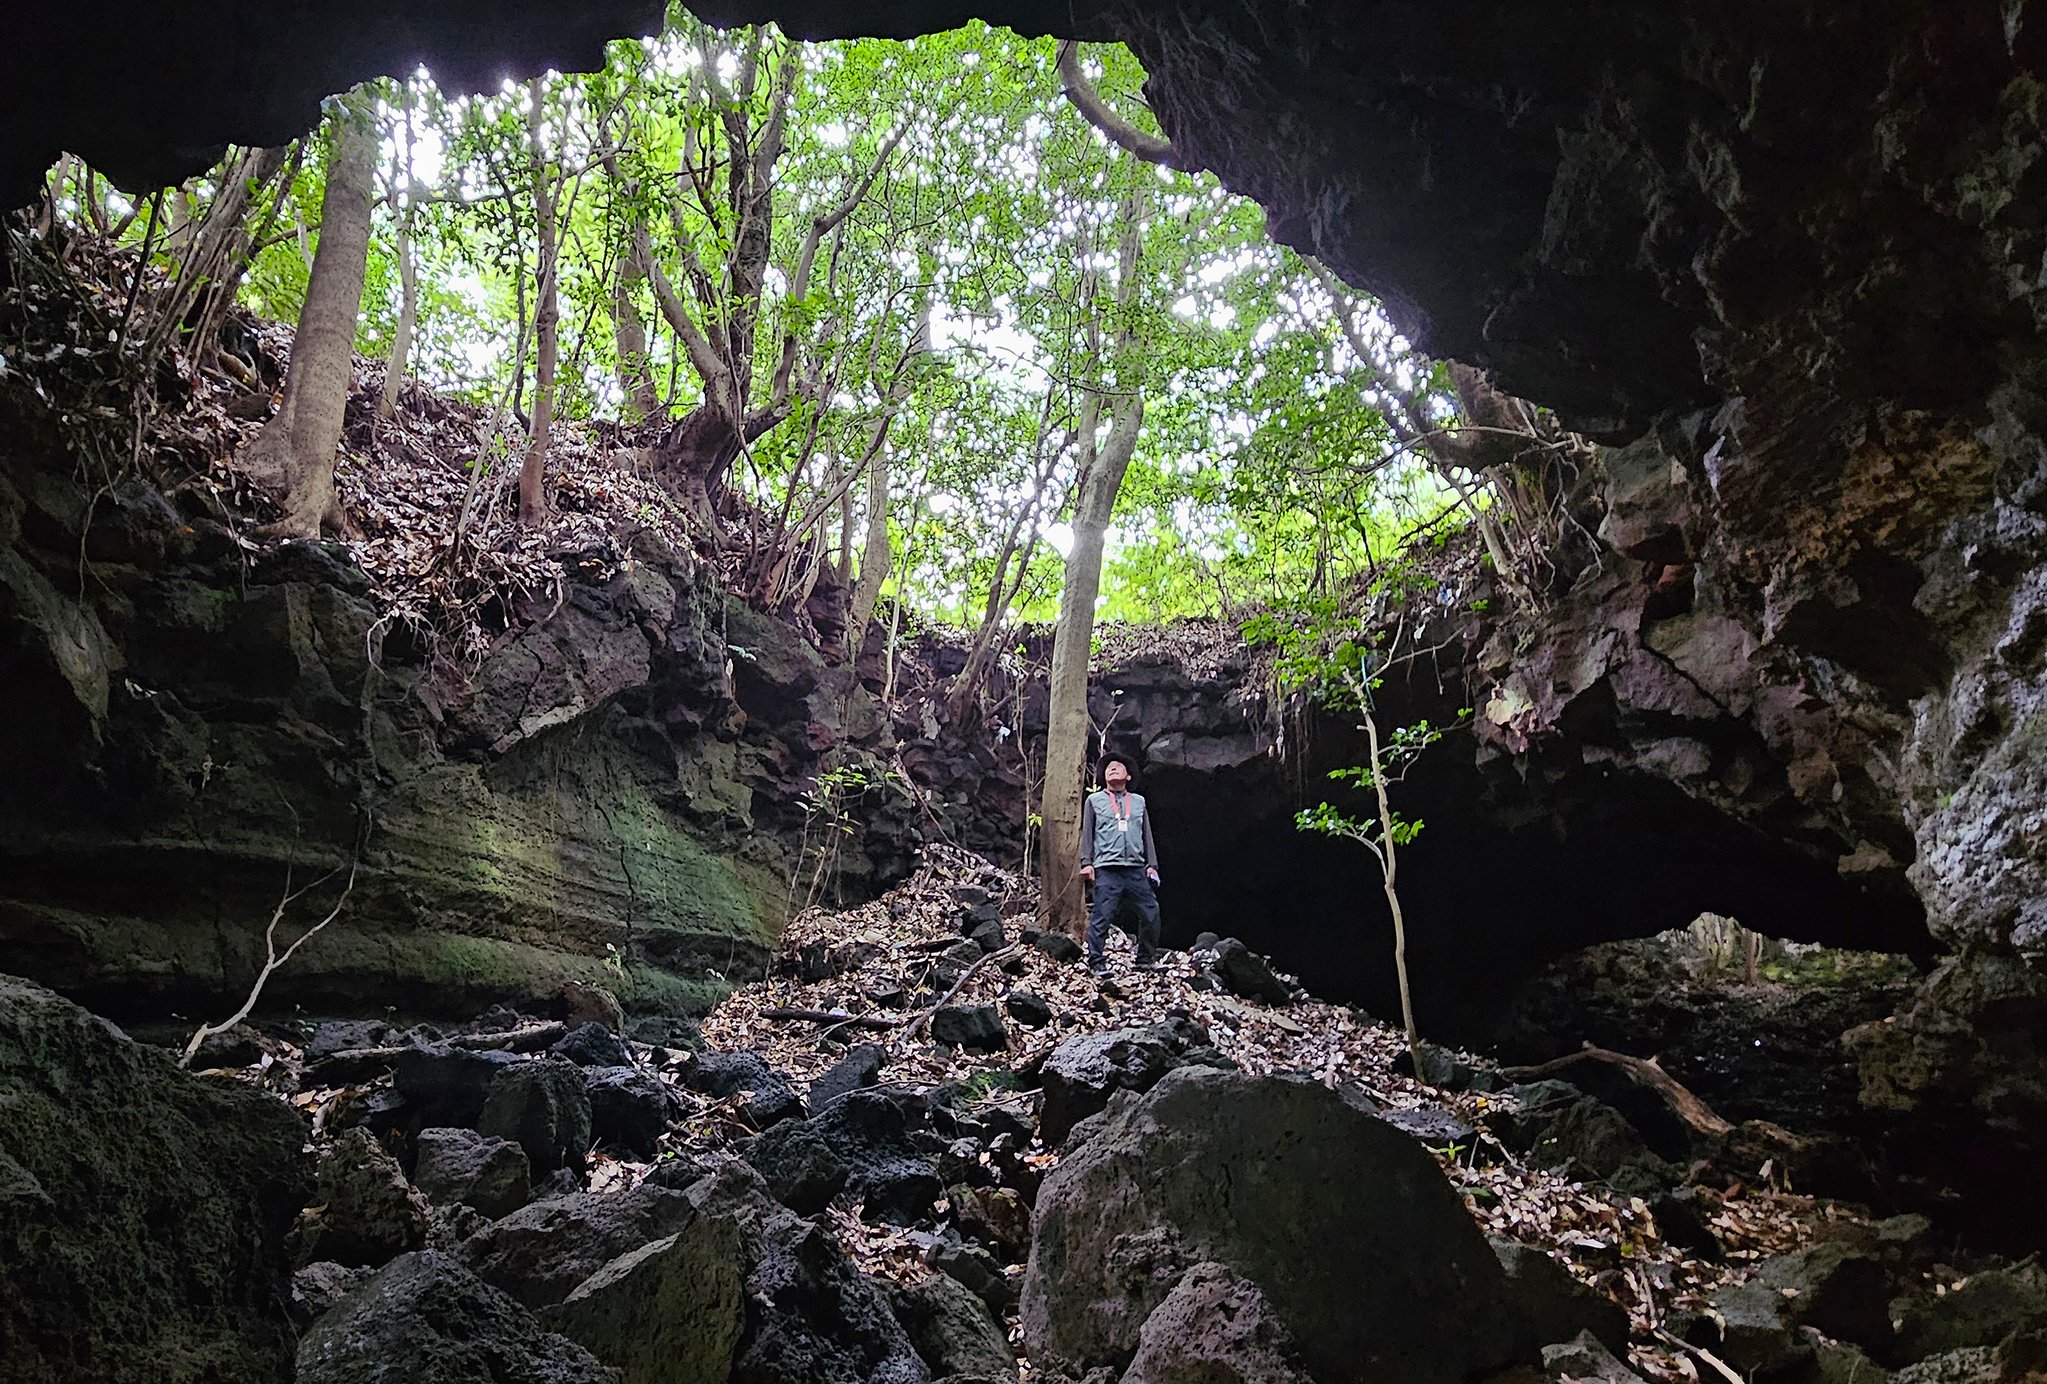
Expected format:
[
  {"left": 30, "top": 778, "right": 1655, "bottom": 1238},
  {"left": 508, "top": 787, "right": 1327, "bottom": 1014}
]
[
  {"left": 1121, "top": 1261, "right": 1312, "bottom": 1384},
  {"left": 461, "top": 1184, "right": 698, "bottom": 1309},
  {"left": 551, "top": 1022, "right": 633, "bottom": 1068},
  {"left": 480, "top": 1058, "right": 593, "bottom": 1177},
  {"left": 1890, "top": 1261, "right": 2047, "bottom": 1365},
  {"left": 684, "top": 1050, "right": 805, "bottom": 1129},
  {"left": 1490, "top": 1238, "right": 1629, "bottom": 1360},
  {"left": 294, "top": 1126, "right": 432, "bottom": 1267},
  {"left": 296, "top": 1250, "right": 618, "bottom": 1384},
  {"left": 1037, "top": 1018, "right": 1226, "bottom": 1147},
  {"left": 585, "top": 1065, "right": 674, "bottom": 1159},
  {"left": 395, "top": 1044, "right": 527, "bottom": 1127},
  {"left": 807, "top": 1043, "right": 885, "bottom": 1115},
  {"left": 541, "top": 1214, "right": 749, "bottom": 1384},
  {"left": 930, "top": 1004, "right": 1007, "bottom": 1052},
  {"left": 1021, "top": 1067, "right": 1518, "bottom": 1383},
  {"left": 1680, "top": 1243, "right": 1894, "bottom": 1375},
  {"left": 0, "top": 975, "right": 311, "bottom": 1384},
  {"left": 811, "top": 1089, "right": 945, "bottom": 1225},
  {"left": 1205, "top": 938, "right": 1295, "bottom": 1005},
  {"left": 886, "top": 1273, "right": 1017, "bottom": 1381},
  {"left": 744, "top": 1118, "right": 853, "bottom": 1215},
  {"left": 413, "top": 1126, "right": 531, "bottom": 1219},
  {"left": 683, "top": 1163, "right": 931, "bottom": 1384}
]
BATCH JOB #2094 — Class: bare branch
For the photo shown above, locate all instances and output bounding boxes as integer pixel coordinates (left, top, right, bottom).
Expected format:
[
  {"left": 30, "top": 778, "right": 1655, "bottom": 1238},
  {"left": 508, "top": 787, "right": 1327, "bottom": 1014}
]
[
  {"left": 1057, "top": 41, "right": 1188, "bottom": 171},
  {"left": 180, "top": 849, "right": 360, "bottom": 1068}
]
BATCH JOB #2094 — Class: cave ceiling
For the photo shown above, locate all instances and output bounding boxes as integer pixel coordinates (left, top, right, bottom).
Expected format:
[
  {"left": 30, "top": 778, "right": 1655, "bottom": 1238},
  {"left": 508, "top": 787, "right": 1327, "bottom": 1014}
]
[{"left": 7, "top": 2, "right": 2041, "bottom": 434}]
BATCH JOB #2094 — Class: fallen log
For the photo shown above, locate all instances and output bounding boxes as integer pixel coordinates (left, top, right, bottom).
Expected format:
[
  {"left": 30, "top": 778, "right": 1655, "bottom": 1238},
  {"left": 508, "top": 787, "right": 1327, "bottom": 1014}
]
[{"left": 1498, "top": 1042, "right": 1734, "bottom": 1138}]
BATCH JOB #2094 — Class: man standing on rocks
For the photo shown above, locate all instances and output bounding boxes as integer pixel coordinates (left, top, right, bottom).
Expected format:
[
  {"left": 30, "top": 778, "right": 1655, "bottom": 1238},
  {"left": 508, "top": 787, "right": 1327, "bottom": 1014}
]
[{"left": 1079, "top": 754, "right": 1161, "bottom": 978}]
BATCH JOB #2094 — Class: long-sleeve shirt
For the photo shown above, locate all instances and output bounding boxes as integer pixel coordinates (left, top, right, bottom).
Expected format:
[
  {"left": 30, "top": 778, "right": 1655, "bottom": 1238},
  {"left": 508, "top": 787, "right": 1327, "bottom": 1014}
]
[{"left": 1080, "top": 789, "right": 1159, "bottom": 870}]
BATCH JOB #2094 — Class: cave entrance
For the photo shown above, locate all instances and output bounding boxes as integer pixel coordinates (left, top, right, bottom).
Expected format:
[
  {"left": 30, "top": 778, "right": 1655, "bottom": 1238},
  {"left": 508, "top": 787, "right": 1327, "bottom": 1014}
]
[{"left": 1126, "top": 709, "right": 1933, "bottom": 1048}]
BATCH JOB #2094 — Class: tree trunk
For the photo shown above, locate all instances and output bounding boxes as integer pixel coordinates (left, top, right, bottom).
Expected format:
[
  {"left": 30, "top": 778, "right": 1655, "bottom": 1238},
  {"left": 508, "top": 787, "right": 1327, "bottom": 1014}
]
[
  {"left": 239, "top": 94, "right": 377, "bottom": 539},
  {"left": 377, "top": 218, "right": 417, "bottom": 420},
  {"left": 846, "top": 436, "right": 892, "bottom": 656},
  {"left": 377, "top": 84, "right": 417, "bottom": 421},
  {"left": 1040, "top": 181, "right": 1147, "bottom": 939},
  {"left": 1040, "top": 391, "right": 1145, "bottom": 937},
  {"left": 518, "top": 77, "right": 559, "bottom": 528},
  {"left": 613, "top": 250, "right": 662, "bottom": 423}
]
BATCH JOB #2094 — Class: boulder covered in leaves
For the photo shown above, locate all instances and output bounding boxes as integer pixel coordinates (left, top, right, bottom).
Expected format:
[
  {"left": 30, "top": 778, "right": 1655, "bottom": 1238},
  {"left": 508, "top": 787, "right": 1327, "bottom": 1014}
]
[
  {"left": 0, "top": 975, "right": 311, "bottom": 1384},
  {"left": 1021, "top": 1066, "right": 1518, "bottom": 1383}
]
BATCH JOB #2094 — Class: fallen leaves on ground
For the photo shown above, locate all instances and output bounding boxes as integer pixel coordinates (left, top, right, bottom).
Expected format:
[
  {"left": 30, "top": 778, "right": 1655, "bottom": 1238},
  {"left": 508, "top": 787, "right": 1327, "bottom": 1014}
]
[{"left": 700, "top": 843, "right": 1868, "bottom": 1382}]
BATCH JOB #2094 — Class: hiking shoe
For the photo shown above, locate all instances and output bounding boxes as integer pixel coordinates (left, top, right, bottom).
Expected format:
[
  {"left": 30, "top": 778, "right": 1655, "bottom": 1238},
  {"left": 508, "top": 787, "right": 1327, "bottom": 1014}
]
[
  {"left": 1134, "top": 952, "right": 1160, "bottom": 970},
  {"left": 1087, "top": 960, "right": 1110, "bottom": 979}
]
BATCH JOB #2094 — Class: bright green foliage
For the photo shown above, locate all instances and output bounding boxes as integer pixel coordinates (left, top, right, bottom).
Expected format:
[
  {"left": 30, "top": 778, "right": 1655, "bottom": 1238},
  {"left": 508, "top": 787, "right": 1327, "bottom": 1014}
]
[{"left": 57, "top": 16, "right": 1497, "bottom": 640}]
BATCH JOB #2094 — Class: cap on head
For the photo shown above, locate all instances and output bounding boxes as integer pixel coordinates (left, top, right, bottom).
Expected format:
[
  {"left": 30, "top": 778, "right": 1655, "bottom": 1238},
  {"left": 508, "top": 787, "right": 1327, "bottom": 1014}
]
[{"left": 1099, "top": 753, "right": 1133, "bottom": 779}]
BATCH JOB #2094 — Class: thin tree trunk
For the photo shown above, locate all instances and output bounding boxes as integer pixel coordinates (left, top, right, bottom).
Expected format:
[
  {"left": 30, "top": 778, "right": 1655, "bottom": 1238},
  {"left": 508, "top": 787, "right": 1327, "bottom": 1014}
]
[
  {"left": 1040, "top": 391, "right": 1144, "bottom": 937},
  {"left": 613, "top": 248, "right": 662, "bottom": 422},
  {"left": 1364, "top": 703, "right": 1418, "bottom": 1048},
  {"left": 846, "top": 437, "right": 892, "bottom": 656},
  {"left": 239, "top": 94, "right": 377, "bottom": 538},
  {"left": 1040, "top": 182, "right": 1147, "bottom": 939},
  {"left": 377, "top": 83, "right": 418, "bottom": 420},
  {"left": 518, "top": 77, "right": 559, "bottom": 527}
]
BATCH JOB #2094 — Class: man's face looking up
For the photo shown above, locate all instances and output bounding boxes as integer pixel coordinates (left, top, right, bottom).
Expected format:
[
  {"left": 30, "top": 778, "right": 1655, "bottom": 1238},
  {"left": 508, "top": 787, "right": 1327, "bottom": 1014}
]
[{"left": 1104, "top": 761, "right": 1130, "bottom": 791}]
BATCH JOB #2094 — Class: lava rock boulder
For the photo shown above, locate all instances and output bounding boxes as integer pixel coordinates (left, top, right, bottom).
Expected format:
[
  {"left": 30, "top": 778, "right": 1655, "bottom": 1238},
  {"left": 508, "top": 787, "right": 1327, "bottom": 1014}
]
[
  {"left": 296, "top": 1250, "right": 616, "bottom": 1384},
  {"left": 479, "top": 1058, "right": 593, "bottom": 1177},
  {"left": 413, "top": 1126, "right": 531, "bottom": 1219},
  {"left": 1022, "top": 1066, "right": 1518, "bottom": 1383},
  {"left": 1037, "top": 1018, "right": 1229, "bottom": 1147},
  {"left": 293, "top": 1126, "right": 431, "bottom": 1268},
  {"left": 461, "top": 1184, "right": 698, "bottom": 1309},
  {"left": 930, "top": 1004, "right": 1007, "bottom": 1052},
  {"left": 585, "top": 1065, "right": 674, "bottom": 1159},
  {"left": 0, "top": 975, "right": 312, "bottom": 1384},
  {"left": 683, "top": 1049, "right": 805, "bottom": 1129}
]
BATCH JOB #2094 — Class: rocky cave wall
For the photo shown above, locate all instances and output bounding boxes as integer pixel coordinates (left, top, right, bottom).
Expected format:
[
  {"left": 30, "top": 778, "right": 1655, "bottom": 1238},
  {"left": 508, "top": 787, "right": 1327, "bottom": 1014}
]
[{"left": 0, "top": 394, "right": 932, "bottom": 1021}]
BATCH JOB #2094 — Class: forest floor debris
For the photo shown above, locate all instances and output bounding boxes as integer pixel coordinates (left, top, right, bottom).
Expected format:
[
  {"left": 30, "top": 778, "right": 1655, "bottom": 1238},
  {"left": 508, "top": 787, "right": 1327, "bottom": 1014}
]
[
  {"left": 696, "top": 844, "right": 1865, "bottom": 1382},
  {"left": 230, "top": 840, "right": 1874, "bottom": 1382}
]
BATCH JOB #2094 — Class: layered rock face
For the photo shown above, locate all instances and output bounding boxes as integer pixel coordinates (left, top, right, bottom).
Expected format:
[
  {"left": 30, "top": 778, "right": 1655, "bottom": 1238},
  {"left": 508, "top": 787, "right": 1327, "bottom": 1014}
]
[{"left": 0, "top": 423, "right": 920, "bottom": 1020}]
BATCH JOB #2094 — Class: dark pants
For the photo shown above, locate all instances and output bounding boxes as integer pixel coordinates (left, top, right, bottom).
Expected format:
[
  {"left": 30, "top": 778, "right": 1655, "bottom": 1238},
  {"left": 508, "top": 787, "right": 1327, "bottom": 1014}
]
[{"left": 1086, "top": 866, "right": 1160, "bottom": 964}]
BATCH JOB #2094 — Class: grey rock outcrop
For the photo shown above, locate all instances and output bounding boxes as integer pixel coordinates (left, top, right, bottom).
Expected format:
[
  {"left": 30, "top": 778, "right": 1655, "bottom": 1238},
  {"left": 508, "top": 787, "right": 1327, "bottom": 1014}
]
[
  {"left": 1037, "top": 1018, "right": 1226, "bottom": 1148},
  {"left": 461, "top": 1184, "right": 698, "bottom": 1309},
  {"left": 481, "top": 1058, "right": 594, "bottom": 1177},
  {"left": 542, "top": 1217, "right": 747, "bottom": 1384},
  {"left": 886, "top": 1273, "right": 1018, "bottom": 1381},
  {"left": 294, "top": 1126, "right": 431, "bottom": 1267},
  {"left": 1121, "top": 1261, "right": 1312, "bottom": 1384},
  {"left": 684, "top": 1162, "right": 931, "bottom": 1384}
]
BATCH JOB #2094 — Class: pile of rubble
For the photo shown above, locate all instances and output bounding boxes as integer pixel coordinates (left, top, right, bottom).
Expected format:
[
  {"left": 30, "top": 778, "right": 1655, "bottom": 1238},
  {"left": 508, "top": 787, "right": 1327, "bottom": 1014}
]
[{"left": 38, "top": 844, "right": 2041, "bottom": 1384}]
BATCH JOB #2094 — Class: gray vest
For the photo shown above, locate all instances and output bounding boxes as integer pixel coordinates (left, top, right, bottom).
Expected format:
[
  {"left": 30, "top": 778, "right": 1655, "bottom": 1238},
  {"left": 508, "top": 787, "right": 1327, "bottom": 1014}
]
[{"left": 1089, "top": 789, "right": 1148, "bottom": 867}]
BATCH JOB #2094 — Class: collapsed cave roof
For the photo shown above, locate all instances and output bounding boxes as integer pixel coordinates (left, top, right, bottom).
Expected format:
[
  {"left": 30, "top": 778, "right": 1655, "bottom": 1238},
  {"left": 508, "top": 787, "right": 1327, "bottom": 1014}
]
[{"left": 11, "top": 2, "right": 2041, "bottom": 437}]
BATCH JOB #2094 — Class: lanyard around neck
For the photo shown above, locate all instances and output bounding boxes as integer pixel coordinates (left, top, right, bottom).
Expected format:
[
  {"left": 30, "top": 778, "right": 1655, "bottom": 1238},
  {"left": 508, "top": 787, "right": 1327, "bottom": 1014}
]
[{"left": 1106, "top": 789, "right": 1132, "bottom": 825}]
